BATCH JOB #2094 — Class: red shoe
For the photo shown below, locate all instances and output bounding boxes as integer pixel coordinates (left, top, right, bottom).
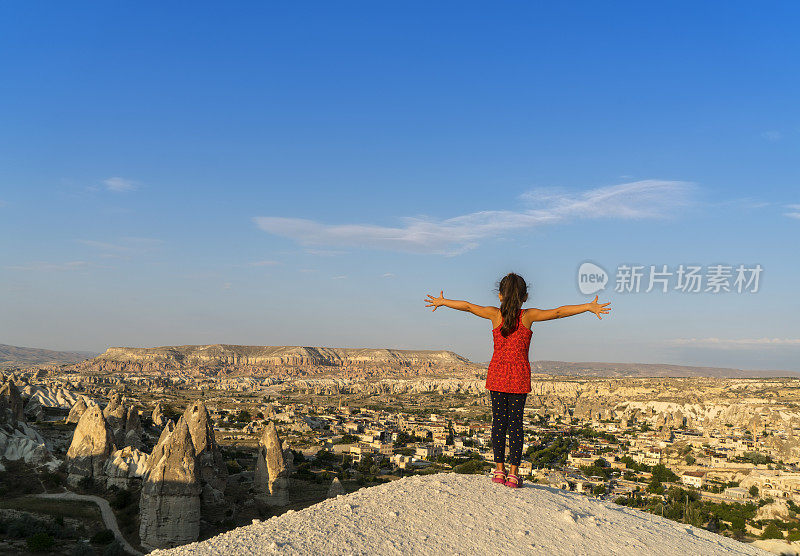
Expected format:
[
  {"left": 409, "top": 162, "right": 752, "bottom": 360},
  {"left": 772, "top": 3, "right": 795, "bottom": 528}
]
[
  {"left": 504, "top": 474, "right": 522, "bottom": 488},
  {"left": 491, "top": 470, "right": 507, "bottom": 483}
]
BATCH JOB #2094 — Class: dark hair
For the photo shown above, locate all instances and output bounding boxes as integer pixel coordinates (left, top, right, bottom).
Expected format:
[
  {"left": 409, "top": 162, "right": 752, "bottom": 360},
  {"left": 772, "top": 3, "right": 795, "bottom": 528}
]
[{"left": 496, "top": 273, "right": 528, "bottom": 337}]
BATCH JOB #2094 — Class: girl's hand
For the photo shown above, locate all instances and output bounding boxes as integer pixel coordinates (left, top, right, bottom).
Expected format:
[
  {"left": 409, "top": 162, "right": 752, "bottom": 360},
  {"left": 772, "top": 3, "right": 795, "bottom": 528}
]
[
  {"left": 425, "top": 291, "right": 445, "bottom": 311},
  {"left": 587, "top": 295, "right": 611, "bottom": 319}
]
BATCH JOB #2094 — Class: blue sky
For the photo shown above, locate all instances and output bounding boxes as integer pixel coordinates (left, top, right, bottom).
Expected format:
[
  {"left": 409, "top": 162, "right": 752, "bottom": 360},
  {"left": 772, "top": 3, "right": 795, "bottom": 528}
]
[{"left": 1, "top": 3, "right": 799, "bottom": 370}]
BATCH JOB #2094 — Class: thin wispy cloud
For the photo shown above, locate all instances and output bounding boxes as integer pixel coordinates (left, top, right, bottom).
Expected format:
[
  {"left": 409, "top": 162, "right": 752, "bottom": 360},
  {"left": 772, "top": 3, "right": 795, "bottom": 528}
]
[
  {"left": 122, "top": 236, "right": 163, "bottom": 246},
  {"left": 518, "top": 180, "right": 694, "bottom": 219},
  {"left": 77, "top": 237, "right": 163, "bottom": 257},
  {"left": 761, "top": 130, "right": 783, "bottom": 142},
  {"left": 103, "top": 177, "right": 138, "bottom": 192},
  {"left": 784, "top": 204, "right": 800, "bottom": 219},
  {"left": 5, "top": 261, "right": 92, "bottom": 271},
  {"left": 382, "top": 272, "right": 395, "bottom": 278},
  {"left": 669, "top": 337, "right": 800, "bottom": 349},
  {"left": 254, "top": 180, "right": 695, "bottom": 255},
  {"left": 305, "top": 248, "right": 348, "bottom": 256},
  {"left": 332, "top": 275, "right": 347, "bottom": 280},
  {"left": 78, "top": 240, "right": 132, "bottom": 253},
  {"left": 700, "top": 197, "right": 770, "bottom": 210}
]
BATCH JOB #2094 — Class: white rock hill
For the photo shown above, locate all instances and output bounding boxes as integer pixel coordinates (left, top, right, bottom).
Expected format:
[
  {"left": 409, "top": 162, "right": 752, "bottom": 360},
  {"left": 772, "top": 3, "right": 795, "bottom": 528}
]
[{"left": 152, "top": 473, "right": 769, "bottom": 556}]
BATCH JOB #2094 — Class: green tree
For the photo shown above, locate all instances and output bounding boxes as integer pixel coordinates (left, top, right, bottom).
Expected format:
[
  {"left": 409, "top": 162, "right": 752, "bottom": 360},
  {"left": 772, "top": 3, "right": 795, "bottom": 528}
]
[
  {"left": 335, "top": 434, "right": 360, "bottom": 445},
  {"left": 749, "top": 485, "right": 759, "bottom": 498},
  {"left": 761, "top": 523, "right": 783, "bottom": 540},
  {"left": 91, "top": 530, "right": 115, "bottom": 545},
  {"left": 26, "top": 533, "right": 54, "bottom": 552},
  {"left": 647, "top": 477, "right": 664, "bottom": 494},
  {"left": 453, "top": 459, "right": 485, "bottom": 474},
  {"left": 650, "top": 464, "right": 678, "bottom": 483},
  {"left": 235, "top": 410, "right": 251, "bottom": 422},
  {"left": 357, "top": 454, "right": 375, "bottom": 475}
]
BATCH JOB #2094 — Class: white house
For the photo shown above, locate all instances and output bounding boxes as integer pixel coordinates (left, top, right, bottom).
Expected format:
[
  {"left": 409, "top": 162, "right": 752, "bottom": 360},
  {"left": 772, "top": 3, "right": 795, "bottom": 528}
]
[{"left": 681, "top": 471, "right": 706, "bottom": 488}]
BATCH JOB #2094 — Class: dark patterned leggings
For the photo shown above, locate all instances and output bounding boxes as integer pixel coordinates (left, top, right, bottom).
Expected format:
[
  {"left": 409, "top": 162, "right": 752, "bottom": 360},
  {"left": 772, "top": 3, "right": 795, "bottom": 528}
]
[{"left": 490, "top": 390, "right": 527, "bottom": 466}]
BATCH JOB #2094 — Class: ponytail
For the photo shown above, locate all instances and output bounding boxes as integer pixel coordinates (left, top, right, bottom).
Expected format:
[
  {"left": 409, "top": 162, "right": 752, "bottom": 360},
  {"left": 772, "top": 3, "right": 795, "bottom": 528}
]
[{"left": 497, "top": 273, "right": 528, "bottom": 338}]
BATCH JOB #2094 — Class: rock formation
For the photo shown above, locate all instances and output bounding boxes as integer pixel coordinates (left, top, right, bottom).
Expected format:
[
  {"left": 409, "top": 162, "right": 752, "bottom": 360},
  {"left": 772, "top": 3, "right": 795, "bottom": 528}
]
[
  {"left": 755, "top": 499, "right": 792, "bottom": 522},
  {"left": 78, "top": 344, "right": 481, "bottom": 379},
  {"left": 0, "top": 343, "right": 93, "bottom": 367},
  {"left": 66, "top": 405, "right": 115, "bottom": 484},
  {"left": 283, "top": 445, "right": 295, "bottom": 475},
  {"left": 23, "top": 397, "right": 45, "bottom": 421},
  {"left": 134, "top": 473, "right": 769, "bottom": 555},
  {"left": 254, "top": 421, "right": 289, "bottom": 505},
  {"left": 152, "top": 402, "right": 166, "bottom": 427},
  {"left": 327, "top": 477, "right": 346, "bottom": 498},
  {"left": 104, "top": 446, "right": 149, "bottom": 489},
  {"left": 144, "top": 419, "right": 175, "bottom": 475},
  {"left": 183, "top": 401, "right": 227, "bottom": 489},
  {"left": 66, "top": 397, "right": 89, "bottom": 424},
  {"left": 21, "top": 384, "right": 87, "bottom": 410},
  {"left": 0, "top": 379, "right": 24, "bottom": 426},
  {"left": 139, "top": 417, "right": 202, "bottom": 550},
  {"left": 0, "top": 378, "right": 51, "bottom": 465},
  {"left": 0, "top": 420, "right": 50, "bottom": 465},
  {"left": 103, "top": 391, "right": 128, "bottom": 446},
  {"left": 124, "top": 406, "right": 143, "bottom": 449},
  {"left": 182, "top": 401, "right": 230, "bottom": 524}
]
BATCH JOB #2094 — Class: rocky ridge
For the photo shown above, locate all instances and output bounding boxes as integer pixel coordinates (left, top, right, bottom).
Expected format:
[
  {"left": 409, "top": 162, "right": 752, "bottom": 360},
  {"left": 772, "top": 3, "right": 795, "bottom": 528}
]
[
  {"left": 77, "top": 344, "right": 480, "bottom": 378},
  {"left": 0, "top": 343, "right": 95, "bottom": 369},
  {"left": 0, "top": 378, "right": 52, "bottom": 467},
  {"left": 150, "top": 473, "right": 769, "bottom": 556}
]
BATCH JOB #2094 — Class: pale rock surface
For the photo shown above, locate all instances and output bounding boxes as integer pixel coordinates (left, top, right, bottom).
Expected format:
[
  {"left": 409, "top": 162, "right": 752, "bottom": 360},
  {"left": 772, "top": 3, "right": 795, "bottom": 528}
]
[
  {"left": 66, "top": 405, "right": 115, "bottom": 483},
  {"left": 66, "top": 397, "right": 89, "bottom": 424},
  {"left": 21, "top": 385, "right": 86, "bottom": 409},
  {"left": 144, "top": 419, "right": 175, "bottom": 476},
  {"left": 103, "top": 391, "right": 128, "bottom": 446},
  {"left": 0, "top": 421, "right": 50, "bottom": 464},
  {"left": 755, "top": 499, "right": 793, "bottom": 522},
  {"left": 752, "top": 539, "right": 800, "bottom": 555},
  {"left": 92, "top": 345, "right": 476, "bottom": 378},
  {"left": 182, "top": 401, "right": 230, "bottom": 523},
  {"left": 152, "top": 402, "right": 166, "bottom": 427},
  {"left": 254, "top": 421, "right": 289, "bottom": 506},
  {"left": 289, "top": 416, "right": 313, "bottom": 433},
  {"left": 139, "top": 417, "right": 202, "bottom": 551},
  {"left": 183, "top": 401, "right": 227, "bottom": 491},
  {"left": 151, "top": 474, "right": 770, "bottom": 556},
  {"left": 104, "top": 445, "right": 149, "bottom": 489}
]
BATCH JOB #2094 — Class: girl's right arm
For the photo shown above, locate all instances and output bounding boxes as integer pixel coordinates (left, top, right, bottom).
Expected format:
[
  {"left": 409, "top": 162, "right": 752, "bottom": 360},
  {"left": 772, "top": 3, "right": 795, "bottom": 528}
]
[
  {"left": 425, "top": 291, "right": 499, "bottom": 321},
  {"left": 527, "top": 295, "right": 611, "bottom": 321}
]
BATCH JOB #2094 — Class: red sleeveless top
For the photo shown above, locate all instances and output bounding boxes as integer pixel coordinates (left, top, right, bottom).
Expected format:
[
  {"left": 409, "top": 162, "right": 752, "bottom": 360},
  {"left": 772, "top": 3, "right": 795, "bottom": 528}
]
[{"left": 485, "top": 309, "right": 532, "bottom": 393}]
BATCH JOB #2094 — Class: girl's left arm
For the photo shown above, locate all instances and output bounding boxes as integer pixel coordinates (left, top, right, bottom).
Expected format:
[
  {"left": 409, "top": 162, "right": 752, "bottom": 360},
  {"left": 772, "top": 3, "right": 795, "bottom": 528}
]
[
  {"left": 424, "top": 291, "right": 498, "bottom": 320},
  {"left": 528, "top": 295, "right": 611, "bottom": 321}
]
